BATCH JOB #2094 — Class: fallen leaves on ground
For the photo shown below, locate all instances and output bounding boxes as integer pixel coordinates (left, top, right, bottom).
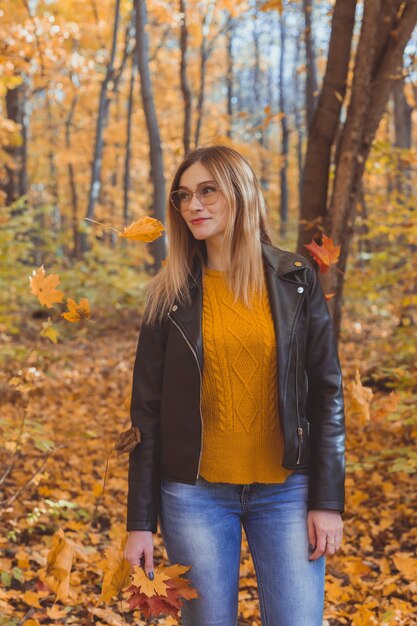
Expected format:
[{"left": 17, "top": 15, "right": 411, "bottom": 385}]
[{"left": 0, "top": 315, "right": 416, "bottom": 625}]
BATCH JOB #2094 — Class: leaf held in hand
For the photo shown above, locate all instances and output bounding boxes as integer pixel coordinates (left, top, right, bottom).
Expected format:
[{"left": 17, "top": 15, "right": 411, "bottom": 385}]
[
  {"left": 101, "top": 534, "right": 133, "bottom": 603},
  {"left": 125, "top": 562, "right": 199, "bottom": 619},
  {"left": 119, "top": 217, "right": 165, "bottom": 242}
]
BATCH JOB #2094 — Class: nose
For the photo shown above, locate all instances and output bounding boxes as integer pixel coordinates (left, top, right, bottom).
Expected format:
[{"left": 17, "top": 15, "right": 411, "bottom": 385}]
[{"left": 189, "top": 192, "right": 204, "bottom": 211}]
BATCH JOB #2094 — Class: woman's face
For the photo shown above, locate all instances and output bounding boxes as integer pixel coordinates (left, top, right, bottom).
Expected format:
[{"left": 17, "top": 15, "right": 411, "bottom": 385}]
[{"left": 177, "top": 162, "right": 229, "bottom": 244}]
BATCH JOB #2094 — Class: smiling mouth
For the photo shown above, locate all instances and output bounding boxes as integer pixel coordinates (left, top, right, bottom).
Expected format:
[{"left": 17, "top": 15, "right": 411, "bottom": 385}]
[{"left": 191, "top": 218, "right": 209, "bottom": 224}]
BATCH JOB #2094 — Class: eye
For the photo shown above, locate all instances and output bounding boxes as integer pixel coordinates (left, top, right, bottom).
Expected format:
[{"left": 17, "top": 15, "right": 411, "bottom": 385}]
[
  {"left": 199, "top": 185, "right": 216, "bottom": 195},
  {"left": 178, "top": 190, "right": 191, "bottom": 200}
]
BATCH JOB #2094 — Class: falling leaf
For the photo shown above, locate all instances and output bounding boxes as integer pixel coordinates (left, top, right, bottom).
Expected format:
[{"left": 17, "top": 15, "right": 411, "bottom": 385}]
[
  {"left": 40, "top": 319, "right": 59, "bottom": 343},
  {"left": 61, "top": 297, "right": 91, "bottom": 322},
  {"left": 38, "top": 528, "right": 74, "bottom": 602},
  {"left": 29, "top": 266, "right": 64, "bottom": 308},
  {"left": 304, "top": 233, "right": 341, "bottom": 273},
  {"left": 100, "top": 534, "right": 132, "bottom": 603},
  {"left": 119, "top": 217, "right": 165, "bottom": 242},
  {"left": 347, "top": 368, "right": 373, "bottom": 422}
]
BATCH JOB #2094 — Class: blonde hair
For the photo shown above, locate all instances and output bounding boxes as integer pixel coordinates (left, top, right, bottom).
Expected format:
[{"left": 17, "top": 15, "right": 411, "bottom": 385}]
[{"left": 143, "top": 145, "right": 273, "bottom": 327}]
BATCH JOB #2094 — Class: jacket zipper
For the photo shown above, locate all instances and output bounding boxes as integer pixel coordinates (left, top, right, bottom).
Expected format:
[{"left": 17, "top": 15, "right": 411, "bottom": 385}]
[
  {"left": 295, "top": 333, "right": 303, "bottom": 464},
  {"left": 167, "top": 311, "right": 203, "bottom": 480}
]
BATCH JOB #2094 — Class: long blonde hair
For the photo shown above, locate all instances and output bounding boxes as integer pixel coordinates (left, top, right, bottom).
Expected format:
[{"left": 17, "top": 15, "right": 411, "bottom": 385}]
[{"left": 143, "top": 145, "right": 273, "bottom": 326}]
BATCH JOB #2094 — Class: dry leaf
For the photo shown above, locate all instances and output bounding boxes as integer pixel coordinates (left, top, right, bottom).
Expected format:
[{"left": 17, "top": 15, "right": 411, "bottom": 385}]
[
  {"left": 304, "top": 233, "right": 341, "bottom": 273},
  {"left": 119, "top": 217, "right": 165, "bottom": 242},
  {"left": 38, "top": 528, "right": 74, "bottom": 602},
  {"left": 347, "top": 368, "right": 373, "bottom": 422},
  {"left": 61, "top": 297, "right": 91, "bottom": 322},
  {"left": 100, "top": 534, "right": 132, "bottom": 602},
  {"left": 29, "top": 266, "right": 64, "bottom": 308},
  {"left": 114, "top": 425, "right": 141, "bottom": 454}
]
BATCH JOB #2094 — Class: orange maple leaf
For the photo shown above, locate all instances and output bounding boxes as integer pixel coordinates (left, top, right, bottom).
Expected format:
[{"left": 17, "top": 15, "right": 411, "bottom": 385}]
[
  {"left": 304, "top": 233, "right": 340, "bottom": 273},
  {"left": 61, "top": 298, "right": 91, "bottom": 323},
  {"left": 125, "top": 562, "right": 198, "bottom": 619},
  {"left": 119, "top": 217, "right": 165, "bottom": 242},
  {"left": 29, "top": 266, "right": 64, "bottom": 308}
]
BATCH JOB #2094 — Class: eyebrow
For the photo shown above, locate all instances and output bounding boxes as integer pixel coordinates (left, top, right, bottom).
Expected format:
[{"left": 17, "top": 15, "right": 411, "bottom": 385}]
[{"left": 177, "top": 180, "right": 217, "bottom": 190}]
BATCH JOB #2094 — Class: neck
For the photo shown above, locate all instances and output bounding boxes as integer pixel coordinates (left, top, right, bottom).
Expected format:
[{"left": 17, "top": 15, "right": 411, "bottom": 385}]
[{"left": 205, "top": 237, "right": 227, "bottom": 271}]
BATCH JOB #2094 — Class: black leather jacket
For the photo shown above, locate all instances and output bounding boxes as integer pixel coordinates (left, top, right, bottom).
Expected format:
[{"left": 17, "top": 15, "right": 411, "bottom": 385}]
[{"left": 127, "top": 242, "right": 346, "bottom": 532}]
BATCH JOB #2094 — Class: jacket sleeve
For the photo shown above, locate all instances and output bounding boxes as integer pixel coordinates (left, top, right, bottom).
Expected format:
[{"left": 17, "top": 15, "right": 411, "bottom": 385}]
[
  {"left": 126, "top": 314, "right": 167, "bottom": 532},
  {"left": 305, "top": 264, "right": 346, "bottom": 514}
]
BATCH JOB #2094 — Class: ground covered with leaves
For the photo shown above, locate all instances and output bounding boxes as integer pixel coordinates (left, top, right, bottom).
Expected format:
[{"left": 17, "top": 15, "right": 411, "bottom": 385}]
[{"left": 0, "top": 308, "right": 416, "bottom": 626}]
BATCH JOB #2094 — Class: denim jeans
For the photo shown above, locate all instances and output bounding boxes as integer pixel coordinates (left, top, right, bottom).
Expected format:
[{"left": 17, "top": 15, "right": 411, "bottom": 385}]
[{"left": 159, "top": 471, "right": 325, "bottom": 626}]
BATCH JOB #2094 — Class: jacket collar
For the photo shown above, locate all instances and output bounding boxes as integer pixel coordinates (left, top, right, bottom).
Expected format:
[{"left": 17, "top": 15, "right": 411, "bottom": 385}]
[{"left": 188, "top": 240, "right": 308, "bottom": 290}]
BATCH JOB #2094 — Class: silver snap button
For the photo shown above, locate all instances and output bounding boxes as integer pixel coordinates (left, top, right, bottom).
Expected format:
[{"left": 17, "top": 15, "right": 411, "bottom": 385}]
[
  {"left": 172, "top": 304, "right": 178, "bottom": 311},
  {"left": 297, "top": 286, "right": 304, "bottom": 293}
]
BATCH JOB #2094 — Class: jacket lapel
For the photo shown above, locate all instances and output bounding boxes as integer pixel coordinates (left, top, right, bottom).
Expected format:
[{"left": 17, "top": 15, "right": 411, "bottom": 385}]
[
  {"left": 262, "top": 243, "right": 308, "bottom": 407},
  {"left": 169, "top": 242, "right": 309, "bottom": 392}
]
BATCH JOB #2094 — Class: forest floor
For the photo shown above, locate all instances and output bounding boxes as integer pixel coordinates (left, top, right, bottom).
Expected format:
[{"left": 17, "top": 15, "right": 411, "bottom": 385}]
[{"left": 0, "top": 311, "right": 416, "bottom": 626}]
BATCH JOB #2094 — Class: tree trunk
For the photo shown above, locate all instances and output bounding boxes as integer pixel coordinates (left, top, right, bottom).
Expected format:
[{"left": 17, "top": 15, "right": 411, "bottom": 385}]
[
  {"left": 179, "top": 0, "right": 193, "bottom": 155},
  {"left": 135, "top": 0, "right": 166, "bottom": 271},
  {"left": 83, "top": 0, "right": 122, "bottom": 253},
  {"left": 326, "top": 0, "right": 417, "bottom": 337},
  {"left": 194, "top": 0, "right": 215, "bottom": 148},
  {"left": 297, "top": 0, "right": 357, "bottom": 253},
  {"left": 124, "top": 12, "right": 138, "bottom": 227},
  {"left": 4, "top": 83, "right": 29, "bottom": 205},
  {"left": 279, "top": 9, "right": 289, "bottom": 237},
  {"left": 293, "top": 16, "right": 304, "bottom": 205},
  {"left": 65, "top": 94, "right": 81, "bottom": 258},
  {"left": 303, "top": 0, "right": 318, "bottom": 129},
  {"left": 225, "top": 12, "right": 234, "bottom": 140}
]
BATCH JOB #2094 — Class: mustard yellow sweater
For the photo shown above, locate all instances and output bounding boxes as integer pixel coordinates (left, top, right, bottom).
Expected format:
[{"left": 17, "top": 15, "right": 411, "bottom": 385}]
[{"left": 199, "top": 266, "right": 293, "bottom": 484}]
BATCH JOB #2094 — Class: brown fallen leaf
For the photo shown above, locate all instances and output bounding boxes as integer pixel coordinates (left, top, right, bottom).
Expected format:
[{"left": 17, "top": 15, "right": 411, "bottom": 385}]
[{"left": 114, "top": 425, "right": 141, "bottom": 454}]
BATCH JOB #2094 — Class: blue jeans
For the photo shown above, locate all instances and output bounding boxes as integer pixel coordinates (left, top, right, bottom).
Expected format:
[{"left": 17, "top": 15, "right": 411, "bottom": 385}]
[{"left": 159, "top": 472, "right": 325, "bottom": 626}]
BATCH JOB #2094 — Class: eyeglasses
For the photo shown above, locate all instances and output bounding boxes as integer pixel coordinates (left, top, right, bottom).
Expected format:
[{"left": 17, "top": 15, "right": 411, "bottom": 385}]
[{"left": 169, "top": 182, "right": 220, "bottom": 212}]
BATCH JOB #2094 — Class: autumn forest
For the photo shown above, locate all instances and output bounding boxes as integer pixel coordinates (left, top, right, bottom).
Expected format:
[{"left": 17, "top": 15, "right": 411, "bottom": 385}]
[{"left": 1, "top": 0, "right": 417, "bottom": 624}]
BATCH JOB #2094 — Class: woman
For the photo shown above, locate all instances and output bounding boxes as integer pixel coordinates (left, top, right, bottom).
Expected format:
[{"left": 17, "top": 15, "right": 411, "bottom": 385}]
[{"left": 124, "top": 145, "right": 345, "bottom": 626}]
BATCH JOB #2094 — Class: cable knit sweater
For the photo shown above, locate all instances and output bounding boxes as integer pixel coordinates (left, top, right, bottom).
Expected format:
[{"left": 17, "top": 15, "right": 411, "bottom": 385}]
[{"left": 198, "top": 265, "right": 293, "bottom": 484}]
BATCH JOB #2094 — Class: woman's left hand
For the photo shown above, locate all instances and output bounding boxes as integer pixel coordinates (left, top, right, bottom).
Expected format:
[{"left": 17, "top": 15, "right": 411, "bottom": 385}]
[{"left": 307, "top": 510, "right": 343, "bottom": 560}]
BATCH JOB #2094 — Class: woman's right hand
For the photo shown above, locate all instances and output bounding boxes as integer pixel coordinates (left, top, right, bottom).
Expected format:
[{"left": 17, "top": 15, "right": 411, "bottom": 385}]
[{"left": 124, "top": 530, "right": 155, "bottom": 579}]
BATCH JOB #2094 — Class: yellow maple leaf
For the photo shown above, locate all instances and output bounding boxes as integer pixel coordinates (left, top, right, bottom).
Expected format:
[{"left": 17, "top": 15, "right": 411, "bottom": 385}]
[
  {"left": 61, "top": 298, "right": 91, "bottom": 323},
  {"left": 40, "top": 320, "right": 59, "bottom": 343},
  {"left": 347, "top": 368, "right": 373, "bottom": 422},
  {"left": 162, "top": 563, "right": 191, "bottom": 578},
  {"left": 29, "top": 266, "right": 64, "bottom": 309},
  {"left": 38, "top": 528, "right": 74, "bottom": 602},
  {"left": 131, "top": 563, "right": 171, "bottom": 598},
  {"left": 119, "top": 217, "right": 165, "bottom": 242},
  {"left": 100, "top": 534, "right": 133, "bottom": 603}
]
